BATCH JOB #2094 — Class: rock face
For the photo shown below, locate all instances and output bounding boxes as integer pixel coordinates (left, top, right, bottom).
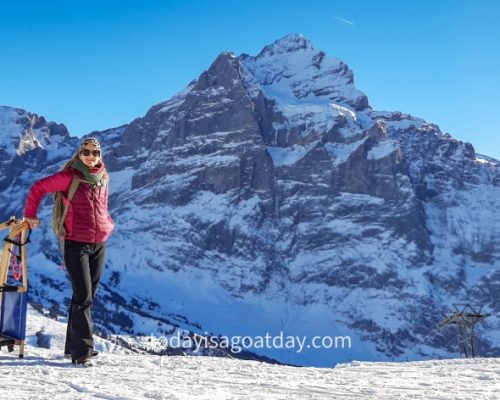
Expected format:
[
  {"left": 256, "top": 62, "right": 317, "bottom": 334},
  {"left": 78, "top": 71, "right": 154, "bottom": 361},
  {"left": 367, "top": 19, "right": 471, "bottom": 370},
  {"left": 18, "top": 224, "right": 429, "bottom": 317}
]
[
  {"left": 0, "top": 106, "right": 76, "bottom": 214},
  {"left": 1, "top": 34, "right": 499, "bottom": 367}
]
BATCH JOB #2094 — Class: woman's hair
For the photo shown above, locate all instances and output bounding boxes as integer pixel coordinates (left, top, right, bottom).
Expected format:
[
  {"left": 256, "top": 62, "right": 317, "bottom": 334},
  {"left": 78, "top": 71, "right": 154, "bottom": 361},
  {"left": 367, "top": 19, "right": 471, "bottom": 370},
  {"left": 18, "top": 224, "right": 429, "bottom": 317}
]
[{"left": 61, "top": 151, "right": 82, "bottom": 170}]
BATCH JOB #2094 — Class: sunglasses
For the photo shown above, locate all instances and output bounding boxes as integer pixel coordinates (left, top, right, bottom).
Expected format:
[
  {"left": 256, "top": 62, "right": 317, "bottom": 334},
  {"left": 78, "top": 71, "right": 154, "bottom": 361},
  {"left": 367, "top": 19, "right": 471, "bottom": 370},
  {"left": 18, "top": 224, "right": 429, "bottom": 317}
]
[{"left": 80, "top": 149, "right": 101, "bottom": 157}]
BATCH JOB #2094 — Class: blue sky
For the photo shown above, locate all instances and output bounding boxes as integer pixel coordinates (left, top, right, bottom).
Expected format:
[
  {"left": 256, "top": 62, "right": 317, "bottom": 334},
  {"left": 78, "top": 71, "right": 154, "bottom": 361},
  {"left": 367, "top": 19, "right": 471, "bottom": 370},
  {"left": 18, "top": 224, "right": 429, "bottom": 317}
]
[{"left": 1, "top": 0, "right": 499, "bottom": 159}]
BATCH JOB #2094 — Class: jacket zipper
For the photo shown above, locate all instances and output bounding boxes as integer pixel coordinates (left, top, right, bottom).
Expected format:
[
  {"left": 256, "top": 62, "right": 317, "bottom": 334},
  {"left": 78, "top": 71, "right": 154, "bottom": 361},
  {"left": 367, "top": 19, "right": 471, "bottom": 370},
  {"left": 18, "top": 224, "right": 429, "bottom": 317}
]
[{"left": 93, "top": 186, "right": 98, "bottom": 242}]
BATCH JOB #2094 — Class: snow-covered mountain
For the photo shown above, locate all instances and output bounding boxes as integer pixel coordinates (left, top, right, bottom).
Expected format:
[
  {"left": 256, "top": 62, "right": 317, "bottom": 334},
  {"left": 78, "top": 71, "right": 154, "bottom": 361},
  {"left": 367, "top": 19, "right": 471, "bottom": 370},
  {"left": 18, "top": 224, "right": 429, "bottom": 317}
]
[{"left": 1, "top": 34, "right": 499, "bottom": 367}]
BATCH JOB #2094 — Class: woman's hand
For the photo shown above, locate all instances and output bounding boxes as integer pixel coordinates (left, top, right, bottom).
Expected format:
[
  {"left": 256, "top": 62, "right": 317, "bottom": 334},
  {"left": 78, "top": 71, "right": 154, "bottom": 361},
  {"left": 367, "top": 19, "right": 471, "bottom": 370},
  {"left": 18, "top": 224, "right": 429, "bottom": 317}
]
[{"left": 23, "top": 217, "right": 41, "bottom": 228}]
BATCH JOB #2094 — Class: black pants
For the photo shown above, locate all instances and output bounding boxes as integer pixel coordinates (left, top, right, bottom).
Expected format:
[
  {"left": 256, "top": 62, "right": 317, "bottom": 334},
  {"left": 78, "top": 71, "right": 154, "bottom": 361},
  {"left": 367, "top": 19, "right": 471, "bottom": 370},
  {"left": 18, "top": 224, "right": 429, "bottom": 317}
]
[{"left": 63, "top": 240, "right": 106, "bottom": 360}]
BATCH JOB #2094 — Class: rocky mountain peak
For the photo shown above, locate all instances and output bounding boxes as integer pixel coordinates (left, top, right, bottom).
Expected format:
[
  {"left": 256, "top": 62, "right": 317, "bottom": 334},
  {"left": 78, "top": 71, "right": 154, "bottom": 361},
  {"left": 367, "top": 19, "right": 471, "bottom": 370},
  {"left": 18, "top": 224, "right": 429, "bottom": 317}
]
[
  {"left": 0, "top": 105, "right": 75, "bottom": 194},
  {"left": 0, "top": 106, "right": 68, "bottom": 157},
  {"left": 255, "top": 33, "right": 314, "bottom": 57},
  {"left": 239, "top": 35, "right": 369, "bottom": 111},
  {"left": 195, "top": 51, "right": 241, "bottom": 91}
]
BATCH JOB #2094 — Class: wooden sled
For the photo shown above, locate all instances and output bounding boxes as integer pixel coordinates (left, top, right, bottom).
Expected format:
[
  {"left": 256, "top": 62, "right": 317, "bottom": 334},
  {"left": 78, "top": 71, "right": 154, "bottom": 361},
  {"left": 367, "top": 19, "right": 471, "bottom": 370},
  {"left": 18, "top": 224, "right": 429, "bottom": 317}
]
[{"left": 0, "top": 217, "right": 30, "bottom": 358}]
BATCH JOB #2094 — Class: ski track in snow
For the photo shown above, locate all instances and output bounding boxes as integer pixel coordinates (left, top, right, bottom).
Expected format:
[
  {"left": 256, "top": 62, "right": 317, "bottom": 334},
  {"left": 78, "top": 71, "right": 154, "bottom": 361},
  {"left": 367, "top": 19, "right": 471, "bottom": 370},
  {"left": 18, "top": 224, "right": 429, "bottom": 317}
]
[{"left": 1, "top": 349, "right": 499, "bottom": 399}]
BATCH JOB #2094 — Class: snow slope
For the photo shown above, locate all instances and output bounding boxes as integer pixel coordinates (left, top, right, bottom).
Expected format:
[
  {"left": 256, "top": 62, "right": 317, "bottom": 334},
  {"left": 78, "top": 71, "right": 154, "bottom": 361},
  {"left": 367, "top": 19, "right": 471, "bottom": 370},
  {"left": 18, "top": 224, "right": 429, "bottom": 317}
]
[{"left": 0, "top": 309, "right": 498, "bottom": 399}]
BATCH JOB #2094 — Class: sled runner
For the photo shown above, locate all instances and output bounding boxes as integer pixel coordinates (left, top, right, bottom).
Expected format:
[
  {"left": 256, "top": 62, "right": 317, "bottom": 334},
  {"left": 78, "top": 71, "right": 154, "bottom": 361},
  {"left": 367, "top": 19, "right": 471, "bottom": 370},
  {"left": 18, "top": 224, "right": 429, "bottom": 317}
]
[{"left": 0, "top": 217, "right": 30, "bottom": 358}]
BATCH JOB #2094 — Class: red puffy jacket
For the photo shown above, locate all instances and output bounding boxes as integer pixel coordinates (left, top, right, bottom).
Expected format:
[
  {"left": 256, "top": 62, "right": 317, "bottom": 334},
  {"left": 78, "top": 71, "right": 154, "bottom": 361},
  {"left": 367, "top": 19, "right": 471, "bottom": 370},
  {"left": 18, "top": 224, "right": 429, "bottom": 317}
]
[{"left": 24, "top": 164, "right": 114, "bottom": 243}]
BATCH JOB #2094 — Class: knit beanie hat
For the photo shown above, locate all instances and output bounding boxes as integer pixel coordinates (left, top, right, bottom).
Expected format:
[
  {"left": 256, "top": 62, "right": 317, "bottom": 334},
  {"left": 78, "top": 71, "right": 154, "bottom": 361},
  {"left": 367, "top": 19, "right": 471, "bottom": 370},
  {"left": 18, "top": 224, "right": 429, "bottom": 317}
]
[{"left": 79, "top": 137, "right": 101, "bottom": 153}]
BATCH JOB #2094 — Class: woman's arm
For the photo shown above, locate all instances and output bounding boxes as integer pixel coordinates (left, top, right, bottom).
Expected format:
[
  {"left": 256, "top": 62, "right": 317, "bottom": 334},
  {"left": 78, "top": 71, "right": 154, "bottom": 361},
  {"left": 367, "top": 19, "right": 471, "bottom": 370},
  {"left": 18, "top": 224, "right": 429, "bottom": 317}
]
[{"left": 24, "top": 169, "right": 73, "bottom": 219}]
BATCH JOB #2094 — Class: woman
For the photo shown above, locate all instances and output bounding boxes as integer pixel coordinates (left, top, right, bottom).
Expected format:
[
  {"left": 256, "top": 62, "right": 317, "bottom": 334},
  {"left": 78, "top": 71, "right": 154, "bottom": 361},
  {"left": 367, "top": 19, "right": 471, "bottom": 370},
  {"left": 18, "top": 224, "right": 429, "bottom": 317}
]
[{"left": 24, "top": 137, "right": 114, "bottom": 366}]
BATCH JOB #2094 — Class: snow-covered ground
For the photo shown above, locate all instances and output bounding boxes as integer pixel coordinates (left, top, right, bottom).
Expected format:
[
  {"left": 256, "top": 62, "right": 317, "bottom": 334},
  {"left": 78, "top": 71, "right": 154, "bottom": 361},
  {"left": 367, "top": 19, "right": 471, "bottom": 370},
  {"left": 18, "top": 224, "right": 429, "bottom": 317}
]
[{"left": 0, "top": 308, "right": 499, "bottom": 399}]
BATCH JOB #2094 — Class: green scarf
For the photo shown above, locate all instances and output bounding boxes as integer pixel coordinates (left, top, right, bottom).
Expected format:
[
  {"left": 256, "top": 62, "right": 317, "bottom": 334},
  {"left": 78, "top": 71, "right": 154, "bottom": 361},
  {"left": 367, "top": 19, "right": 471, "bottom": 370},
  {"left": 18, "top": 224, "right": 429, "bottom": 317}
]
[{"left": 71, "top": 159, "right": 106, "bottom": 185}]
